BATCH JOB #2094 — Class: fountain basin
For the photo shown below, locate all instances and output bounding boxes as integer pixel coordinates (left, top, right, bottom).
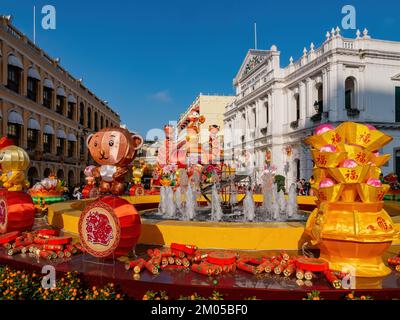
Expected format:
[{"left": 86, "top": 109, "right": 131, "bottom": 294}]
[{"left": 47, "top": 195, "right": 400, "bottom": 251}]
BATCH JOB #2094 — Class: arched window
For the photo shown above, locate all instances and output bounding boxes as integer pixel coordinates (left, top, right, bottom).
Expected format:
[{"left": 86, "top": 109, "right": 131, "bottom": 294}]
[
  {"left": 295, "top": 159, "right": 301, "bottom": 181},
  {"left": 27, "top": 118, "right": 40, "bottom": 151},
  {"left": 106, "top": 119, "right": 109, "bottom": 128},
  {"left": 68, "top": 170, "right": 75, "bottom": 187},
  {"left": 294, "top": 94, "right": 300, "bottom": 121},
  {"left": 87, "top": 107, "right": 92, "bottom": 129},
  {"left": 80, "top": 136, "right": 85, "bottom": 155},
  {"left": 79, "top": 102, "right": 85, "bottom": 125},
  {"left": 7, "top": 54, "right": 23, "bottom": 93},
  {"left": 101, "top": 116, "right": 104, "bottom": 129},
  {"left": 57, "top": 169, "right": 64, "bottom": 181},
  {"left": 316, "top": 83, "right": 323, "bottom": 114},
  {"left": 43, "top": 78, "right": 54, "bottom": 109},
  {"left": 345, "top": 77, "right": 357, "bottom": 110},
  {"left": 27, "top": 167, "right": 39, "bottom": 187},
  {"left": 7, "top": 111, "right": 23, "bottom": 146},
  {"left": 67, "top": 95, "right": 76, "bottom": 120},
  {"left": 56, "top": 87, "right": 66, "bottom": 115},
  {"left": 264, "top": 100, "right": 269, "bottom": 124},
  {"left": 94, "top": 111, "right": 99, "bottom": 131},
  {"left": 43, "top": 168, "right": 51, "bottom": 179},
  {"left": 27, "top": 67, "right": 40, "bottom": 102}
]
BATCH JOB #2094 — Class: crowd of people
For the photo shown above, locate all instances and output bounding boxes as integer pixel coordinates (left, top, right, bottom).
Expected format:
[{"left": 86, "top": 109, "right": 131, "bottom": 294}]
[{"left": 296, "top": 176, "right": 314, "bottom": 196}]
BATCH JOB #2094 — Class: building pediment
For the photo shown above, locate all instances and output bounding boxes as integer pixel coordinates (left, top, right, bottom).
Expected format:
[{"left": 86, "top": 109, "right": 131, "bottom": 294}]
[
  {"left": 234, "top": 50, "right": 271, "bottom": 85},
  {"left": 392, "top": 73, "right": 400, "bottom": 81}
]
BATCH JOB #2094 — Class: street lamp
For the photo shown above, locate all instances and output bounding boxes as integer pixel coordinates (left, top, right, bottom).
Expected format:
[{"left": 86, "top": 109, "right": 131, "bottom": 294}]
[{"left": 313, "top": 101, "right": 320, "bottom": 113}]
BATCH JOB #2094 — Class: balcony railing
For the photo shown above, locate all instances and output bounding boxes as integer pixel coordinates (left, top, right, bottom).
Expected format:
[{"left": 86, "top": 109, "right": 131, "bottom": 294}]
[
  {"left": 347, "top": 108, "right": 360, "bottom": 118},
  {"left": 311, "top": 113, "right": 322, "bottom": 123}
]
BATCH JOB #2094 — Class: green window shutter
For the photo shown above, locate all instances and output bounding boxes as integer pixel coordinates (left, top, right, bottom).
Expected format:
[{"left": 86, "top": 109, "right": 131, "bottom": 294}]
[{"left": 396, "top": 87, "right": 400, "bottom": 122}]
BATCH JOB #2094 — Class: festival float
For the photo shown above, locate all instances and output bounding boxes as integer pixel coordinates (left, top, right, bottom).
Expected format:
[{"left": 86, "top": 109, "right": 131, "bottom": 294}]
[{"left": 305, "top": 122, "right": 399, "bottom": 277}]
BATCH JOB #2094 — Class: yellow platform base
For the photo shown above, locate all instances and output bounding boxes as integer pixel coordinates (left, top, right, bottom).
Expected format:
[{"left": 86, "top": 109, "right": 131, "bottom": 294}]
[{"left": 47, "top": 197, "right": 400, "bottom": 251}]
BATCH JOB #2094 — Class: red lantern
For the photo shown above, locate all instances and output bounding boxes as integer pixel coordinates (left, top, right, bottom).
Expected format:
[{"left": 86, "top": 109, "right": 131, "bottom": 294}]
[
  {"left": 0, "top": 189, "right": 35, "bottom": 234},
  {"left": 78, "top": 196, "right": 141, "bottom": 258}
]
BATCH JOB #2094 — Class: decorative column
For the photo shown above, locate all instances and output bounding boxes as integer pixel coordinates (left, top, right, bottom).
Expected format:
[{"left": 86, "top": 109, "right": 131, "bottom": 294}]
[
  {"left": 1, "top": 42, "right": 8, "bottom": 86},
  {"left": 21, "top": 109, "right": 28, "bottom": 149}
]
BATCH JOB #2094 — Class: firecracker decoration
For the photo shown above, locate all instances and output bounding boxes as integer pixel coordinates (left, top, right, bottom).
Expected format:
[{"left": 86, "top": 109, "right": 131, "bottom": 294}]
[
  {"left": 0, "top": 229, "right": 83, "bottom": 261},
  {"left": 78, "top": 196, "right": 141, "bottom": 259},
  {"left": 304, "top": 122, "right": 399, "bottom": 277},
  {"left": 387, "top": 253, "right": 400, "bottom": 272}
]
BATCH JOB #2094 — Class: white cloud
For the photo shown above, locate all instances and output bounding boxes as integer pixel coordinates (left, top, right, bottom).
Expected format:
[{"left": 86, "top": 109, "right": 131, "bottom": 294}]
[{"left": 149, "top": 90, "right": 172, "bottom": 103}]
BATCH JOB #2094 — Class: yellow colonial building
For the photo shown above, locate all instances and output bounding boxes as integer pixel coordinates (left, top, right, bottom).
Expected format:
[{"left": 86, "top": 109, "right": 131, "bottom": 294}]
[
  {"left": 0, "top": 16, "right": 120, "bottom": 186},
  {"left": 177, "top": 94, "right": 235, "bottom": 144}
]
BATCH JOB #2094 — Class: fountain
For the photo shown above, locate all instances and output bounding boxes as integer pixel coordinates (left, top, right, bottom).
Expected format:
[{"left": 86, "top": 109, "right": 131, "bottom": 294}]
[
  {"left": 158, "top": 186, "right": 167, "bottom": 214},
  {"left": 278, "top": 190, "right": 287, "bottom": 220},
  {"left": 211, "top": 184, "right": 223, "bottom": 222},
  {"left": 165, "top": 186, "right": 176, "bottom": 218},
  {"left": 261, "top": 171, "right": 273, "bottom": 213},
  {"left": 287, "top": 183, "right": 298, "bottom": 218},
  {"left": 175, "top": 186, "right": 183, "bottom": 215},
  {"left": 243, "top": 187, "right": 255, "bottom": 221},
  {"left": 182, "top": 184, "right": 196, "bottom": 221}
]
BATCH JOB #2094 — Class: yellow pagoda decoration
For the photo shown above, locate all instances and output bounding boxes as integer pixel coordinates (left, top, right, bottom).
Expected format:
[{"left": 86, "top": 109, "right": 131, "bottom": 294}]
[{"left": 305, "top": 122, "right": 399, "bottom": 277}]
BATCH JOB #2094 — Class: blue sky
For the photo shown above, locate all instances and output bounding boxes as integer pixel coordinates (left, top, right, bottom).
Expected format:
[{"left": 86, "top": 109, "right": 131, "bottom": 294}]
[{"left": 1, "top": 0, "right": 400, "bottom": 136}]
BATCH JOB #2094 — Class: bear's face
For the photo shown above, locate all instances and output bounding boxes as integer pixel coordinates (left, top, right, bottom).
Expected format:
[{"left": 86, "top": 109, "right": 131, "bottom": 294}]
[{"left": 87, "top": 128, "right": 143, "bottom": 166}]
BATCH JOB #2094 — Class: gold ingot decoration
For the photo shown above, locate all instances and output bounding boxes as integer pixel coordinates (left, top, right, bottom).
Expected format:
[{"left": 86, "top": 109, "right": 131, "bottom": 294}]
[
  {"left": 317, "top": 184, "right": 344, "bottom": 203},
  {"left": 304, "top": 125, "right": 346, "bottom": 151},
  {"left": 338, "top": 122, "right": 393, "bottom": 152},
  {"left": 304, "top": 122, "right": 399, "bottom": 277},
  {"left": 311, "top": 150, "right": 348, "bottom": 169},
  {"left": 370, "top": 154, "right": 391, "bottom": 167},
  {"left": 328, "top": 165, "right": 370, "bottom": 184},
  {"left": 343, "top": 144, "right": 372, "bottom": 166},
  {"left": 357, "top": 184, "right": 390, "bottom": 203}
]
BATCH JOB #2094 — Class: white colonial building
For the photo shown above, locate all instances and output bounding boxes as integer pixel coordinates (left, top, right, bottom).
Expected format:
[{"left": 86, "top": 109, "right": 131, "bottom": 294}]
[{"left": 223, "top": 27, "right": 400, "bottom": 188}]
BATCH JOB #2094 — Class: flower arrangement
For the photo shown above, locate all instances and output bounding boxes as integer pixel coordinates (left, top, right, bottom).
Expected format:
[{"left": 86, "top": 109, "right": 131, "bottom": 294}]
[
  {"left": 143, "top": 290, "right": 224, "bottom": 300},
  {"left": 143, "top": 290, "right": 169, "bottom": 300},
  {"left": 345, "top": 292, "right": 373, "bottom": 300},
  {"left": 203, "top": 165, "right": 221, "bottom": 184},
  {"left": 303, "top": 291, "right": 323, "bottom": 300},
  {"left": 160, "top": 164, "right": 178, "bottom": 186},
  {"left": 0, "top": 266, "right": 124, "bottom": 300},
  {"left": 384, "top": 173, "right": 400, "bottom": 190}
]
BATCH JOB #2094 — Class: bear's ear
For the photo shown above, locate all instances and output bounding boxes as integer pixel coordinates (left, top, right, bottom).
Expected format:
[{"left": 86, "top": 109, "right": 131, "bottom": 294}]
[
  {"left": 86, "top": 134, "right": 94, "bottom": 147},
  {"left": 131, "top": 133, "right": 144, "bottom": 150}
]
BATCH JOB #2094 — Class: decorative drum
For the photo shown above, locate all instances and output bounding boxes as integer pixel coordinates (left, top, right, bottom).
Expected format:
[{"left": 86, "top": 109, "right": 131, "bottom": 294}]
[
  {"left": 0, "top": 190, "right": 35, "bottom": 234},
  {"left": 78, "top": 196, "right": 141, "bottom": 258}
]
